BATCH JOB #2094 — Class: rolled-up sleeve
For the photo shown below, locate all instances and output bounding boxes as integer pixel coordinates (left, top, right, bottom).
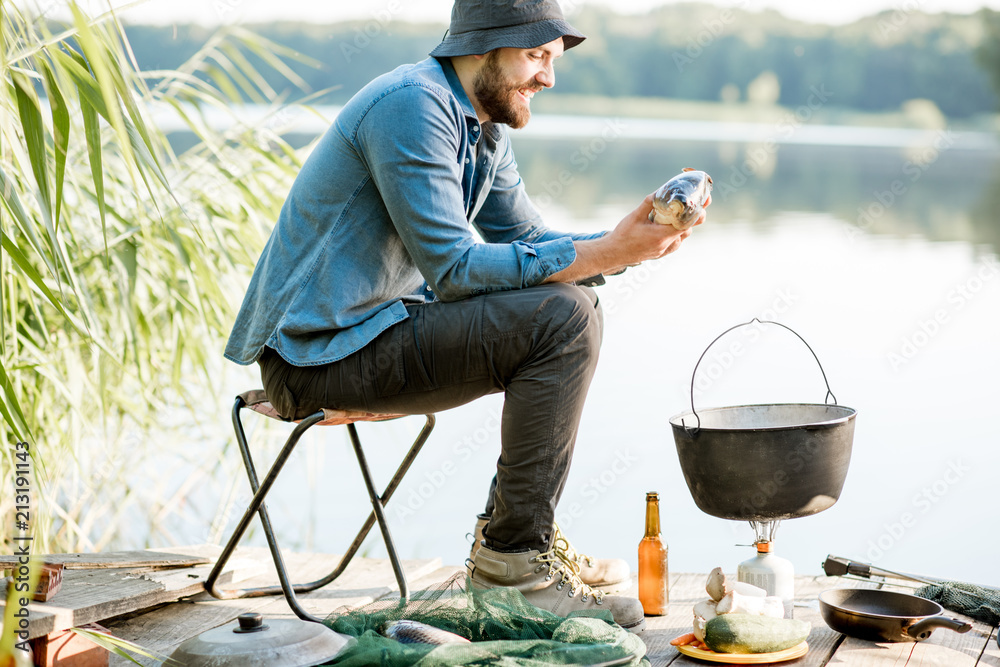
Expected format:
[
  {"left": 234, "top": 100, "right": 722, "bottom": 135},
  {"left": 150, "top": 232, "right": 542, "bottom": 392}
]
[
  {"left": 473, "top": 132, "right": 609, "bottom": 286},
  {"left": 356, "top": 84, "right": 576, "bottom": 301}
]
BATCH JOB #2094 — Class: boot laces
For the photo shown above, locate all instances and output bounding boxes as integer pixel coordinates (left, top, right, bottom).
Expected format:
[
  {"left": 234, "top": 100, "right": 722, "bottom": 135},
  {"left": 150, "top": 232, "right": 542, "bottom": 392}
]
[
  {"left": 552, "top": 523, "right": 596, "bottom": 568},
  {"left": 533, "top": 536, "right": 604, "bottom": 604}
]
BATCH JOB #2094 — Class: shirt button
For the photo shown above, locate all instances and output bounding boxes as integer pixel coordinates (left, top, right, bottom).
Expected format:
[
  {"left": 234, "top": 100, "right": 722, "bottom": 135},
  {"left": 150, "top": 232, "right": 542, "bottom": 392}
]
[{"left": 465, "top": 158, "right": 470, "bottom": 164}]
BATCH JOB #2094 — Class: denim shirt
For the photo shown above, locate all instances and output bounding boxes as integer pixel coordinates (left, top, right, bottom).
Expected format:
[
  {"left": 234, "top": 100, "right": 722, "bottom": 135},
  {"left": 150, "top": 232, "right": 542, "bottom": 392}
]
[{"left": 225, "top": 57, "right": 606, "bottom": 367}]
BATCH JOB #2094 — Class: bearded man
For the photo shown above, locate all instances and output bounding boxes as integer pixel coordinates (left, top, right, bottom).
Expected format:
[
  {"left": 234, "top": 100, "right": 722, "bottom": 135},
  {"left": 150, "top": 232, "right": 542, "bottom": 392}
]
[{"left": 225, "top": 0, "right": 706, "bottom": 634}]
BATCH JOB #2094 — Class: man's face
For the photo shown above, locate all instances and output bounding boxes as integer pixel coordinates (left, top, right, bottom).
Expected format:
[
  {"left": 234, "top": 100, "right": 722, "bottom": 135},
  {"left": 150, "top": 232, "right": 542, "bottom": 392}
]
[{"left": 472, "top": 38, "right": 563, "bottom": 129}]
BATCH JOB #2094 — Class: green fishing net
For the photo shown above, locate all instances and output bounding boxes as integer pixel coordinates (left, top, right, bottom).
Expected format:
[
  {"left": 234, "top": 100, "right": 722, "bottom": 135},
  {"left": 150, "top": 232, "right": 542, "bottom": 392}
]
[
  {"left": 916, "top": 581, "right": 1000, "bottom": 626},
  {"left": 321, "top": 573, "right": 647, "bottom": 666}
]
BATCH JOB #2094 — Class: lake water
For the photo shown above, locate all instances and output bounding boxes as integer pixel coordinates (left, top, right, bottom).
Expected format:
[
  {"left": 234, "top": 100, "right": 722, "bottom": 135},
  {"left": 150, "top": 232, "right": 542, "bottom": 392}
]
[{"left": 179, "top": 114, "right": 1000, "bottom": 589}]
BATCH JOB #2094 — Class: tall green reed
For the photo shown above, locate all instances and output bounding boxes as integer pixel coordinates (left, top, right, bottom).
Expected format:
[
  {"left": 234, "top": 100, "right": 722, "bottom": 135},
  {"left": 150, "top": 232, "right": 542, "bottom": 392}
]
[{"left": 1, "top": 1, "right": 325, "bottom": 554}]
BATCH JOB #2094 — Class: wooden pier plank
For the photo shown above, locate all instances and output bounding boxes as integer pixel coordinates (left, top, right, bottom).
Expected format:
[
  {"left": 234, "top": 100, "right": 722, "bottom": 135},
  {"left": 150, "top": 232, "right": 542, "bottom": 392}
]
[
  {"left": 792, "top": 574, "right": 872, "bottom": 667},
  {"left": 828, "top": 628, "right": 990, "bottom": 667},
  {"left": 643, "top": 573, "right": 879, "bottom": 667},
  {"left": 103, "top": 550, "right": 443, "bottom": 666},
  {"left": 373, "top": 564, "right": 467, "bottom": 604},
  {"left": 640, "top": 571, "right": 705, "bottom": 666},
  {"left": 0, "top": 550, "right": 210, "bottom": 570},
  {"left": 978, "top": 627, "right": 999, "bottom": 667},
  {"left": 5, "top": 564, "right": 232, "bottom": 640},
  {"left": 807, "top": 578, "right": 994, "bottom": 667},
  {"left": 64, "top": 556, "right": 1000, "bottom": 667}
]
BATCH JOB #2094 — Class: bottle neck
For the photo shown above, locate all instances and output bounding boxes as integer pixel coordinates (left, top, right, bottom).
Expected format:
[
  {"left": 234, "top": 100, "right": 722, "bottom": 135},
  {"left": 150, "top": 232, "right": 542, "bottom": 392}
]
[{"left": 644, "top": 497, "right": 661, "bottom": 537}]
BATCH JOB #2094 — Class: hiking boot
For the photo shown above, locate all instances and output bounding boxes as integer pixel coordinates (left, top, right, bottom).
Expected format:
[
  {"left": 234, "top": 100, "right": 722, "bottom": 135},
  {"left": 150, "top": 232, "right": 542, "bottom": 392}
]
[
  {"left": 468, "top": 542, "right": 646, "bottom": 634},
  {"left": 469, "top": 516, "right": 632, "bottom": 593}
]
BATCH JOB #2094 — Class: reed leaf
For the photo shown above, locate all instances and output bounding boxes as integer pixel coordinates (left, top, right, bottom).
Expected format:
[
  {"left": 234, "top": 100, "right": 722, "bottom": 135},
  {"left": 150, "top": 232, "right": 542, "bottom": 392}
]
[
  {"left": 68, "top": 4, "right": 136, "bottom": 182},
  {"left": 1, "top": 0, "right": 321, "bottom": 553},
  {"left": 39, "top": 59, "right": 70, "bottom": 234},
  {"left": 70, "top": 626, "right": 180, "bottom": 666},
  {"left": 11, "top": 69, "right": 51, "bottom": 227}
]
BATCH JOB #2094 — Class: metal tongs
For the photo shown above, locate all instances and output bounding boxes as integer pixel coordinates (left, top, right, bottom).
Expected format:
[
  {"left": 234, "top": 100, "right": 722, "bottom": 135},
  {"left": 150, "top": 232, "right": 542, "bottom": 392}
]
[{"left": 822, "top": 555, "right": 943, "bottom": 587}]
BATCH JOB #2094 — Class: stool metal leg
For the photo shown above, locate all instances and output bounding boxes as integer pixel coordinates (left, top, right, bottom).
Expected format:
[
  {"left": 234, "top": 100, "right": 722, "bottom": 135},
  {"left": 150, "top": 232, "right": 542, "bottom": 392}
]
[
  {"left": 205, "top": 397, "right": 326, "bottom": 621},
  {"left": 296, "top": 414, "right": 434, "bottom": 594},
  {"left": 348, "top": 422, "right": 409, "bottom": 601},
  {"left": 204, "top": 397, "right": 435, "bottom": 622}
]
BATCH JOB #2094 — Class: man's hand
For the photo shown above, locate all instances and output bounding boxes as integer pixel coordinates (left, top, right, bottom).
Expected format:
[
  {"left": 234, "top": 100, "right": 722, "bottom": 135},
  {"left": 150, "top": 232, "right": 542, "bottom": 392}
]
[
  {"left": 544, "top": 189, "right": 709, "bottom": 284},
  {"left": 607, "top": 192, "right": 694, "bottom": 263}
]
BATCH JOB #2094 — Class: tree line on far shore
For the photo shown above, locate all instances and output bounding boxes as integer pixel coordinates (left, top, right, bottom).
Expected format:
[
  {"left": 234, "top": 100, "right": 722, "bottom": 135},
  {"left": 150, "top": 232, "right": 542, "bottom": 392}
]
[{"left": 104, "top": 5, "right": 1000, "bottom": 118}]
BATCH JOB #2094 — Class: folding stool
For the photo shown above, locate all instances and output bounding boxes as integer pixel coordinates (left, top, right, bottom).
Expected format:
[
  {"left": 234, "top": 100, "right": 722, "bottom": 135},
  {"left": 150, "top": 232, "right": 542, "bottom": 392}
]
[{"left": 204, "top": 389, "right": 435, "bottom": 623}]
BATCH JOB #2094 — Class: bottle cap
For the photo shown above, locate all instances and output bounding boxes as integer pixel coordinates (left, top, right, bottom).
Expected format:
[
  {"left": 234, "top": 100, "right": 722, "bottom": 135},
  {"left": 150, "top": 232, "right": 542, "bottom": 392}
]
[{"left": 646, "top": 491, "right": 659, "bottom": 500}]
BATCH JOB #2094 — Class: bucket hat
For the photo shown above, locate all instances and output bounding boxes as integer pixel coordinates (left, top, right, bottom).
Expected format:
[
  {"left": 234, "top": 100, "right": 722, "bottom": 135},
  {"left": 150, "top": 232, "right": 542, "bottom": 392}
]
[{"left": 430, "top": 0, "right": 586, "bottom": 58}]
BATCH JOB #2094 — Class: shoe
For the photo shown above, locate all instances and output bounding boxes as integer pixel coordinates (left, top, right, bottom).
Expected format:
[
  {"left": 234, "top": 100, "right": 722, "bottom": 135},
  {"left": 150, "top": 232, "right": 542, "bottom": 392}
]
[
  {"left": 469, "top": 516, "right": 632, "bottom": 593},
  {"left": 468, "top": 542, "right": 646, "bottom": 634}
]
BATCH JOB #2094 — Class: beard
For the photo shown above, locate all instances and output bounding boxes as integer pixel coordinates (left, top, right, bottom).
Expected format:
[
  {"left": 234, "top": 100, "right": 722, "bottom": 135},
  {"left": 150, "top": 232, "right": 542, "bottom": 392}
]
[{"left": 472, "top": 51, "right": 538, "bottom": 129}]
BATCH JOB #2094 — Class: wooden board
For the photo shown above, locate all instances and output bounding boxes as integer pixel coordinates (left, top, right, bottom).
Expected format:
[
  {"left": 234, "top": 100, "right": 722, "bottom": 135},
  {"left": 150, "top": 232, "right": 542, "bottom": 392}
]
[
  {"left": 0, "top": 562, "right": 240, "bottom": 640},
  {"left": 375, "top": 565, "right": 466, "bottom": 603},
  {"left": 78, "top": 561, "right": 1000, "bottom": 667},
  {"left": 643, "top": 573, "right": 884, "bottom": 667},
  {"left": 103, "top": 550, "right": 444, "bottom": 666},
  {"left": 831, "top": 579, "right": 997, "bottom": 667},
  {"left": 642, "top": 572, "right": 709, "bottom": 667},
  {"left": 979, "top": 628, "right": 1000, "bottom": 667},
  {"left": 0, "top": 549, "right": 211, "bottom": 570}
]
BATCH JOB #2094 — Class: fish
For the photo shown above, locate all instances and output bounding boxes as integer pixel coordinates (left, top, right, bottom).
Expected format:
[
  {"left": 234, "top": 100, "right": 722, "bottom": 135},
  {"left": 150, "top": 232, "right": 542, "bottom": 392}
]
[
  {"left": 648, "top": 167, "right": 713, "bottom": 230},
  {"left": 378, "top": 619, "right": 471, "bottom": 645}
]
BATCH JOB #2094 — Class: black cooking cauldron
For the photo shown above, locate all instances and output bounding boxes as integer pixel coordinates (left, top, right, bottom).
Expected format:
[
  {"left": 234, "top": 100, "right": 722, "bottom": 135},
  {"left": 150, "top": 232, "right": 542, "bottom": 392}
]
[{"left": 670, "top": 320, "right": 856, "bottom": 521}]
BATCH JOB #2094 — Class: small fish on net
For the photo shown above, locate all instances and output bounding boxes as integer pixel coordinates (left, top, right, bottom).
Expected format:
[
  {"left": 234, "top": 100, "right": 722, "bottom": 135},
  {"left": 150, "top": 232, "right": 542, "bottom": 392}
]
[
  {"left": 326, "top": 573, "right": 646, "bottom": 666},
  {"left": 379, "top": 620, "right": 471, "bottom": 645}
]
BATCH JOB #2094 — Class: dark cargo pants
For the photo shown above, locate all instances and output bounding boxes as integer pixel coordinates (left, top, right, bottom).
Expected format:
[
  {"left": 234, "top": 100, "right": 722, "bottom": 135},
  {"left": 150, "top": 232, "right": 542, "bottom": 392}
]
[{"left": 257, "top": 282, "right": 603, "bottom": 552}]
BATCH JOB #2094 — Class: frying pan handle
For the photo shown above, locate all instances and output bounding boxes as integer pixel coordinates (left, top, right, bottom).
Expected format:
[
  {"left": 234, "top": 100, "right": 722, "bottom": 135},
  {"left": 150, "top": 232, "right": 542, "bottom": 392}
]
[
  {"left": 906, "top": 616, "right": 973, "bottom": 641},
  {"left": 684, "top": 318, "right": 838, "bottom": 435}
]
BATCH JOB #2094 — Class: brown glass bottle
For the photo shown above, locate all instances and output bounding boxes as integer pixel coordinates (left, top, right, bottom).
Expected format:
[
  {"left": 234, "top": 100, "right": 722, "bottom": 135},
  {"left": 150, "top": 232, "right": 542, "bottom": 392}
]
[{"left": 638, "top": 491, "right": 669, "bottom": 615}]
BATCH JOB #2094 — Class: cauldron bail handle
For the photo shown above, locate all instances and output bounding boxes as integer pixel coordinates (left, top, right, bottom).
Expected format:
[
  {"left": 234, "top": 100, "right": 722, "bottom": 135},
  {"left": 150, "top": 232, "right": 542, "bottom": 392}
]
[{"left": 683, "top": 318, "right": 839, "bottom": 436}]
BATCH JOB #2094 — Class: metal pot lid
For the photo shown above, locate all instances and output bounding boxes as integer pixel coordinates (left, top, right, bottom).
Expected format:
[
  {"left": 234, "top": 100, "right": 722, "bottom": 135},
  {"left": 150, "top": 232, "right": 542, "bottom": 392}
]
[{"left": 168, "top": 613, "right": 353, "bottom": 667}]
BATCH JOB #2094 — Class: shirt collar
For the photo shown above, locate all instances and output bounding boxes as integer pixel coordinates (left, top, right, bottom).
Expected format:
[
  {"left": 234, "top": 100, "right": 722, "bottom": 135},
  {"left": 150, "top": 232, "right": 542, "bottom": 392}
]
[
  {"left": 434, "top": 56, "right": 478, "bottom": 125},
  {"left": 433, "top": 56, "right": 502, "bottom": 145}
]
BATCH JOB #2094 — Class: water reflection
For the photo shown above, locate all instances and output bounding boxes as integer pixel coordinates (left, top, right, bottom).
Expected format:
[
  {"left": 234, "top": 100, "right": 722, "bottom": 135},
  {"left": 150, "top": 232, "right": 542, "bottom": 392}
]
[
  {"left": 513, "top": 138, "right": 1000, "bottom": 256},
  {"left": 166, "top": 124, "right": 999, "bottom": 253},
  {"left": 161, "top": 124, "right": 999, "bottom": 583}
]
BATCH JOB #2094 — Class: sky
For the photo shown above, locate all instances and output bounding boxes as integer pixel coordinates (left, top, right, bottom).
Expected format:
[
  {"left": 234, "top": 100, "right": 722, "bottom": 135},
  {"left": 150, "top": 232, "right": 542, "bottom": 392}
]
[{"left": 36, "top": 0, "right": 1000, "bottom": 27}]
